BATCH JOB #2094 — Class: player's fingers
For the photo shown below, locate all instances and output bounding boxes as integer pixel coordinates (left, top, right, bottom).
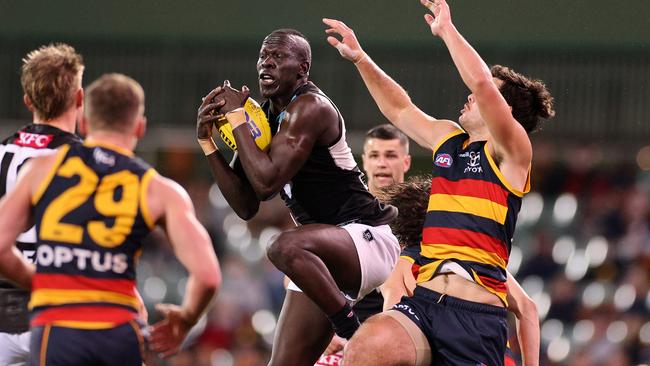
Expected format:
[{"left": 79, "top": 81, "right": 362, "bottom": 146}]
[
  {"left": 242, "top": 85, "right": 249, "bottom": 94},
  {"left": 223, "top": 80, "right": 231, "bottom": 88},
  {"left": 424, "top": 13, "right": 435, "bottom": 25},
  {"left": 420, "top": 0, "right": 434, "bottom": 11},
  {"left": 327, "top": 36, "right": 341, "bottom": 48},
  {"left": 203, "top": 87, "right": 222, "bottom": 104}
]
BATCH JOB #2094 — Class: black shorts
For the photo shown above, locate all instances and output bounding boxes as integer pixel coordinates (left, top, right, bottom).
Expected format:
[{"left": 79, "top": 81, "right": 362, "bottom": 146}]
[
  {"left": 392, "top": 286, "right": 508, "bottom": 366},
  {"left": 30, "top": 320, "right": 145, "bottom": 366}
]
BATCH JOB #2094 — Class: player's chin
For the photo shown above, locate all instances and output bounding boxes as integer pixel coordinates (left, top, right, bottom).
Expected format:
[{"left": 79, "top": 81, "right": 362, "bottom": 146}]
[{"left": 259, "top": 83, "right": 278, "bottom": 99}]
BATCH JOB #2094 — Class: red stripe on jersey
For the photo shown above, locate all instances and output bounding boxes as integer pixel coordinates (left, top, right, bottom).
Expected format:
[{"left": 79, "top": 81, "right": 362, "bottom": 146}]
[
  {"left": 32, "top": 273, "right": 136, "bottom": 297},
  {"left": 477, "top": 274, "right": 507, "bottom": 294},
  {"left": 31, "top": 306, "right": 136, "bottom": 327},
  {"left": 422, "top": 227, "right": 508, "bottom": 260},
  {"left": 430, "top": 177, "right": 509, "bottom": 206}
]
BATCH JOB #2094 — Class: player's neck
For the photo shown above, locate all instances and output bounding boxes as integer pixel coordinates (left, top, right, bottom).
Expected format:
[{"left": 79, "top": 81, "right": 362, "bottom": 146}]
[
  {"left": 33, "top": 107, "right": 78, "bottom": 134},
  {"left": 269, "top": 80, "right": 309, "bottom": 115},
  {"left": 85, "top": 132, "right": 136, "bottom": 153}
]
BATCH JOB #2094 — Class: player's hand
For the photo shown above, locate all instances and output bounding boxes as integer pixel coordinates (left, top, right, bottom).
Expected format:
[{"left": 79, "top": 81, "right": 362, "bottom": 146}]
[
  {"left": 216, "top": 80, "right": 250, "bottom": 114},
  {"left": 323, "top": 18, "right": 366, "bottom": 64},
  {"left": 197, "top": 87, "right": 226, "bottom": 140},
  {"left": 421, "top": 0, "right": 452, "bottom": 37},
  {"left": 148, "top": 303, "right": 194, "bottom": 358},
  {"left": 323, "top": 334, "right": 347, "bottom": 355}
]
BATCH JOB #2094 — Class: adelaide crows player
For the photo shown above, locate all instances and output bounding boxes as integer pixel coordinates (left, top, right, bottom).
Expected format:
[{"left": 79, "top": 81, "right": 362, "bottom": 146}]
[
  {"left": 0, "top": 74, "right": 221, "bottom": 365},
  {"left": 325, "top": 0, "right": 554, "bottom": 364}
]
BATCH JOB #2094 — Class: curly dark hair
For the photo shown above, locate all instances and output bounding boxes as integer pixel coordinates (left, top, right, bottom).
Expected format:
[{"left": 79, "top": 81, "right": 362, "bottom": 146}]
[
  {"left": 375, "top": 175, "right": 431, "bottom": 249},
  {"left": 491, "top": 65, "right": 555, "bottom": 133}
]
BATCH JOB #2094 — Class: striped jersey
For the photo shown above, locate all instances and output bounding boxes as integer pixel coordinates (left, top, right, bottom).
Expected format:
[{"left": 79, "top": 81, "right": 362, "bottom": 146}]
[
  {"left": 263, "top": 82, "right": 396, "bottom": 227},
  {"left": 415, "top": 130, "right": 529, "bottom": 305},
  {"left": 0, "top": 124, "right": 81, "bottom": 333},
  {"left": 29, "top": 141, "right": 157, "bottom": 329}
]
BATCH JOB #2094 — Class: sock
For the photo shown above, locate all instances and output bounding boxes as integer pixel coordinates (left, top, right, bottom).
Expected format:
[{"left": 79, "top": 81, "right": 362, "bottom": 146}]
[{"left": 328, "top": 303, "right": 360, "bottom": 340}]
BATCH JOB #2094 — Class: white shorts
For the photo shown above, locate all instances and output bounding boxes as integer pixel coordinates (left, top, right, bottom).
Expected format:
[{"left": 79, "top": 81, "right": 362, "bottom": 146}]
[
  {"left": 0, "top": 331, "right": 30, "bottom": 366},
  {"left": 287, "top": 223, "right": 400, "bottom": 303}
]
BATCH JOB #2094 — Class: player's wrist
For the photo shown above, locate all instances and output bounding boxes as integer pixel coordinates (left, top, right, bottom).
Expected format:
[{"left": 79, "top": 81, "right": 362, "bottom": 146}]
[
  {"left": 353, "top": 52, "right": 367, "bottom": 65},
  {"left": 197, "top": 137, "right": 218, "bottom": 156},
  {"left": 225, "top": 108, "right": 246, "bottom": 129}
]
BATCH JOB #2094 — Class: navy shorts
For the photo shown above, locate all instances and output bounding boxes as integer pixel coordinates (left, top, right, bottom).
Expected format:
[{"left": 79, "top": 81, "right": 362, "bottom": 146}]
[
  {"left": 392, "top": 286, "right": 508, "bottom": 366},
  {"left": 29, "top": 320, "right": 145, "bottom": 366}
]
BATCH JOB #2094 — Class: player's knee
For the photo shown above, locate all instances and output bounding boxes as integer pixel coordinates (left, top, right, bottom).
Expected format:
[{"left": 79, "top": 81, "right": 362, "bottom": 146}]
[{"left": 266, "top": 232, "right": 301, "bottom": 268}]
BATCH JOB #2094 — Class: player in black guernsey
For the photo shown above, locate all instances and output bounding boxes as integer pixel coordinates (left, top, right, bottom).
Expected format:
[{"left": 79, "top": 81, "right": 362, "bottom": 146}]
[
  {"left": 0, "top": 43, "right": 84, "bottom": 366},
  {"left": 196, "top": 29, "right": 400, "bottom": 365}
]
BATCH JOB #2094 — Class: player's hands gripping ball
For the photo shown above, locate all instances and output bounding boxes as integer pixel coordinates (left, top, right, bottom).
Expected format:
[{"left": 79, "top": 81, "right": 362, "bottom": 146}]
[{"left": 217, "top": 96, "right": 272, "bottom": 151}]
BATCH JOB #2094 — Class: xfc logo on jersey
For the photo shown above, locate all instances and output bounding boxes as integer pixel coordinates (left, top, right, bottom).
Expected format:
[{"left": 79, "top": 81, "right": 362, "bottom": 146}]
[
  {"left": 14, "top": 132, "right": 53, "bottom": 148},
  {"left": 434, "top": 153, "right": 453, "bottom": 168}
]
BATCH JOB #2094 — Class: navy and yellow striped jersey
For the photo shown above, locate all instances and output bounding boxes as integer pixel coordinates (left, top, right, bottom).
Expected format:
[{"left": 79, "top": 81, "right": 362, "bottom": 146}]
[
  {"left": 415, "top": 130, "right": 529, "bottom": 305},
  {"left": 29, "top": 141, "right": 157, "bottom": 329}
]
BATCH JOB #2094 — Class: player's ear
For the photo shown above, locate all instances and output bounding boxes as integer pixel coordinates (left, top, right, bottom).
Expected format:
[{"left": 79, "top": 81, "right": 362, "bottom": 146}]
[
  {"left": 23, "top": 94, "right": 34, "bottom": 112},
  {"left": 404, "top": 154, "right": 412, "bottom": 173},
  {"left": 75, "top": 88, "right": 84, "bottom": 108},
  {"left": 299, "top": 61, "right": 310, "bottom": 78},
  {"left": 135, "top": 116, "right": 147, "bottom": 140}
]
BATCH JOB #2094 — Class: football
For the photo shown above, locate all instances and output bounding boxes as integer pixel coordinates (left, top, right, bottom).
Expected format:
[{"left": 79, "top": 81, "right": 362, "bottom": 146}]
[{"left": 217, "top": 97, "right": 272, "bottom": 151}]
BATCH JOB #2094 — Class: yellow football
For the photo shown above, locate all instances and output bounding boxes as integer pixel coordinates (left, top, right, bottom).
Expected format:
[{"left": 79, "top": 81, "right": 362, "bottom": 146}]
[{"left": 216, "top": 97, "right": 272, "bottom": 151}]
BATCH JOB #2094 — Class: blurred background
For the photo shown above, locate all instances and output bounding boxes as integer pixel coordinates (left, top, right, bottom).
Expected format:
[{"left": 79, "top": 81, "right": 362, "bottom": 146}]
[{"left": 1, "top": 0, "right": 649, "bottom": 365}]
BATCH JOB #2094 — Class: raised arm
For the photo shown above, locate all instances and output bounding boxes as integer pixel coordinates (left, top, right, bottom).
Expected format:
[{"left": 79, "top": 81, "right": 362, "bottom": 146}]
[
  {"left": 422, "top": 0, "right": 532, "bottom": 175},
  {"left": 506, "top": 271, "right": 539, "bottom": 366},
  {"left": 196, "top": 87, "right": 260, "bottom": 220},
  {"left": 226, "top": 92, "right": 332, "bottom": 200},
  {"left": 323, "top": 18, "right": 459, "bottom": 150},
  {"left": 148, "top": 176, "right": 221, "bottom": 358}
]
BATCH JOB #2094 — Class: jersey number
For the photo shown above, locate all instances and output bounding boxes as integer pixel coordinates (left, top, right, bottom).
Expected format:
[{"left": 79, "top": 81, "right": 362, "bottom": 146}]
[{"left": 40, "top": 157, "right": 139, "bottom": 248}]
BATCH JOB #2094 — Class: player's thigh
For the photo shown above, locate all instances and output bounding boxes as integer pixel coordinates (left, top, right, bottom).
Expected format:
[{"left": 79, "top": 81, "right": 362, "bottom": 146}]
[
  {"left": 343, "top": 313, "right": 418, "bottom": 366},
  {"left": 270, "top": 290, "right": 334, "bottom": 366},
  {"left": 273, "top": 224, "right": 361, "bottom": 290}
]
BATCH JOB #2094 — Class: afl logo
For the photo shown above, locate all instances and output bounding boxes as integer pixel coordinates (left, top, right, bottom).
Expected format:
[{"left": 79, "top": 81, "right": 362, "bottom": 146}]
[{"left": 435, "top": 153, "right": 453, "bottom": 168}]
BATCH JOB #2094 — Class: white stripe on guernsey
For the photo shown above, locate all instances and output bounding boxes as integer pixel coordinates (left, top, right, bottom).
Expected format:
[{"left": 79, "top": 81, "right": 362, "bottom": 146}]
[
  {"left": 0, "top": 144, "right": 59, "bottom": 243},
  {"left": 328, "top": 120, "right": 357, "bottom": 171}
]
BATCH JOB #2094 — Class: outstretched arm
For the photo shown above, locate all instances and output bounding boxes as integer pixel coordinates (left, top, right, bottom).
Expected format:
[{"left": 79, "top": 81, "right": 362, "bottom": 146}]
[
  {"left": 422, "top": 0, "right": 531, "bottom": 183},
  {"left": 323, "top": 18, "right": 459, "bottom": 150},
  {"left": 506, "top": 271, "right": 539, "bottom": 366},
  {"left": 196, "top": 87, "right": 260, "bottom": 220}
]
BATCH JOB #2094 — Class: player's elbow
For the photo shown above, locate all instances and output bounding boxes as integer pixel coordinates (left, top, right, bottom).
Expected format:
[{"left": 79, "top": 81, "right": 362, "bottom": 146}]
[{"left": 253, "top": 184, "right": 277, "bottom": 202}]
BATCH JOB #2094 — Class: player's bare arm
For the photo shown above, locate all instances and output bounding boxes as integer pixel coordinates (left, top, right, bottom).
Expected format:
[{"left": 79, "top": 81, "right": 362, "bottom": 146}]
[
  {"left": 226, "top": 91, "right": 336, "bottom": 200},
  {"left": 196, "top": 86, "right": 260, "bottom": 219},
  {"left": 379, "top": 258, "right": 416, "bottom": 311},
  {"left": 506, "top": 272, "right": 540, "bottom": 366},
  {"left": 147, "top": 176, "right": 221, "bottom": 358},
  {"left": 0, "top": 153, "right": 62, "bottom": 289},
  {"left": 422, "top": 0, "right": 531, "bottom": 189},
  {"left": 323, "top": 17, "right": 459, "bottom": 150}
]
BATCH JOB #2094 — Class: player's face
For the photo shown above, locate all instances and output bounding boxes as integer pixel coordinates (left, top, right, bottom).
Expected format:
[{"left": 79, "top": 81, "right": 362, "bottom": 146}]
[
  {"left": 257, "top": 35, "right": 305, "bottom": 99},
  {"left": 362, "top": 138, "right": 411, "bottom": 194},
  {"left": 458, "top": 78, "right": 503, "bottom": 129}
]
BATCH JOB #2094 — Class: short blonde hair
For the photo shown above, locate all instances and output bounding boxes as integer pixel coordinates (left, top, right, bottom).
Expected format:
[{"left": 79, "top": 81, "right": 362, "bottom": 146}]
[
  {"left": 21, "top": 43, "right": 84, "bottom": 121},
  {"left": 85, "top": 73, "right": 145, "bottom": 132}
]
